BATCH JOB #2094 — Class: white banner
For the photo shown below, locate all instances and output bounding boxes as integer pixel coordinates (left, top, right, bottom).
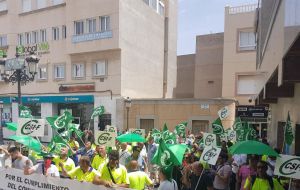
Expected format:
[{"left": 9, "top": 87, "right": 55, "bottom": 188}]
[
  {"left": 95, "top": 131, "right": 116, "bottom": 147},
  {"left": 218, "top": 106, "right": 230, "bottom": 120},
  {"left": 200, "top": 146, "right": 221, "bottom": 165},
  {"left": 203, "top": 133, "right": 217, "bottom": 147},
  {"left": 17, "top": 118, "right": 45, "bottom": 137},
  {"left": 129, "top": 129, "right": 145, "bottom": 137},
  {"left": 274, "top": 154, "right": 300, "bottom": 179},
  {"left": 227, "top": 130, "right": 236, "bottom": 142},
  {"left": 0, "top": 168, "right": 128, "bottom": 190}
]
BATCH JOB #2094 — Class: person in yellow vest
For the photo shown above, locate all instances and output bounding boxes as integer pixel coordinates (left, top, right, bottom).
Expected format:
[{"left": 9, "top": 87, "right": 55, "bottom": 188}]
[
  {"left": 52, "top": 147, "right": 75, "bottom": 178},
  {"left": 128, "top": 160, "right": 153, "bottom": 190},
  {"left": 97, "top": 150, "right": 129, "bottom": 188},
  {"left": 60, "top": 156, "right": 110, "bottom": 187},
  {"left": 91, "top": 145, "right": 108, "bottom": 170}
]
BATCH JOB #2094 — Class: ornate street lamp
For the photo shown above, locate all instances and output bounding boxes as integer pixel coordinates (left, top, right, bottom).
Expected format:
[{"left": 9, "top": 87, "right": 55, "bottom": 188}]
[{"left": 0, "top": 52, "right": 39, "bottom": 105}]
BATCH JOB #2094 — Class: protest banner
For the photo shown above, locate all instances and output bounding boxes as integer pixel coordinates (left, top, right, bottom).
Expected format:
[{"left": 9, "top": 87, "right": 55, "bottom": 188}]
[
  {"left": 218, "top": 106, "right": 230, "bottom": 120},
  {"left": 203, "top": 133, "right": 217, "bottom": 147},
  {"left": 95, "top": 131, "right": 116, "bottom": 147},
  {"left": 17, "top": 118, "right": 45, "bottom": 137},
  {"left": 274, "top": 154, "right": 300, "bottom": 179},
  {"left": 129, "top": 128, "right": 146, "bottom": 137},
  {"left": 0, "top": 168, "right": 127, "bottom": 190},
  {"left": 227, "top": 130, "right": 236, "bottom": 142},
  {"left": 200, "top": 146, "right": 221, "bottom": 165}
]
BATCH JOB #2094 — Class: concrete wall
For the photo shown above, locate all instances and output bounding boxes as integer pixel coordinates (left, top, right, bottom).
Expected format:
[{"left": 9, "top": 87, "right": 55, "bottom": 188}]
[
  {"left": 174, "top": 54, "right": 195, "bottom": 98},
  {"left": 194, "top": 33, "right": 223, "bottom": 99}
]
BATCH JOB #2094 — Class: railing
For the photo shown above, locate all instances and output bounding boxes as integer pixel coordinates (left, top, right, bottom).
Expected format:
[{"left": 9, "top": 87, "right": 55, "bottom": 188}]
[
  {"left": 228, "top": 4, "right": 257, "bottom": 14},
  {"left": 72, "top": 30, "right": 113, "bottom": 44}
]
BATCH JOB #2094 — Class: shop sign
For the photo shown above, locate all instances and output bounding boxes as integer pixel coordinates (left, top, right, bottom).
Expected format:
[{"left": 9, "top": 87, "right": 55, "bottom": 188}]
[
  {"left": 129, "top": 128, "right": 145, "bottom": 137},
  {"left": 95, "top": 131, "right": 116, "bottom": 147},
  {"left": 203, "top": 133, "right": 217, "bottom": 147},
  {"left": 200, "top": 146, "right": 221, "bottom": 165},
  {"left": 59, "top": 84, "right": 95, "bottom": 93},
  {"left": 72, "top": 31, "right": 113, "bottom": 43},
  {"left": 16, "top": 42, "right": 49, "bottom": 55},
  {"left": 274, "top": 154, "right": 300, "bottom": 179},
  {"left": 218, "top": 106, "right": 230, "bottom": 120},
  {"left": 22, "top": 95, "right": 94, "bottom": 103},
  {"left": 236, "top": 106, "right": 269, "bottom": 118},
  {"left": 17, "top": 118, "right": 45, "bottom": 137}
]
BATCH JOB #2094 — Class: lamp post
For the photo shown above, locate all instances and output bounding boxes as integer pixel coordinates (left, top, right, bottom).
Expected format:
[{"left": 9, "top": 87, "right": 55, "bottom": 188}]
[
  {"left": 124, "top": 97, "right": 131, "bottom": 131},
  {"left": 0, "top": 101, "right": 3, "bottom": 144},
  {"left": 0, "top": 52, "right": 39, "bottom": 106}
]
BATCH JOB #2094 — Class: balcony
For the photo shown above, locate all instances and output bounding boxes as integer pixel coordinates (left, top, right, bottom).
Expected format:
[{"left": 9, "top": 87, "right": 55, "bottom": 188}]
[
  {"left": 72, "top": 30, "right": 113, "bottom": 44},
  {"left": 228, "top": 4, "right": 257, "bottom": 15}
]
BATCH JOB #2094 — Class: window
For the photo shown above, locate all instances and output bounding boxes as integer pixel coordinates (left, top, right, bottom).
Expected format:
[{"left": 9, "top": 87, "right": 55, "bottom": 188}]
[
  {"left": 37, "top": 0, "right": 47, "bottom": 9},
  {"left": 150, "top": 0, "right": 158, "bottom": 10},
  {"left": 93, "top": 61, "right": 107, "bottom": 77},
  {"left": 25, "top": 32, "right": 31, "bottom": 44},
  {"left": 239, "top": 31, "right": 256, "bottom": 51},
  {"left": 74, "top": 21, "right": 84, "bottom": 35},
  {"left": 0, "top": 0, "right": 7, "bottom": 11},
  {"left": 22, "top": 0, "right": 31, "bottom": 12},
  {"left": 52, "top": 0, "right": 64, "bottom": 5},
  {"left": 54, "top": 65, "right": 65, "bottom": 79},
  {"left": 73, "top": 63, "right": 85, "bottom": 78},
  {"left": 62, "top": 25, "right": 67, "bottom": 39},
  {"left": 52, "top": 27, "right": 59, "bottom": 40},
  {"left": 140, "top": 119, "right": 154, "bottom": 135},
  {"left": 100, "top": 16, "right": 110, "bottom": 31},
  {"left": 237, "top": 74, "right": 264, "bottom": 95},
  {"left": 32, "top": 31, "right": 39, "bottom": 44},
  {"left": 192, "top": 120, "right": 208, "bottom": 135},
  {"left": 87, "top": 18, "right": 96, "bottom": 33},
  {"left": 37, "top": 66, "right": 47, "bottom": 80},
  {"left": 158, "top": 1, "right": 165, "bottom": 15},
  {"left": 0, "top": 35, "right": 7, "bottom": 47},
  {"left": 40, "top": 29, "right": 47, "bottom": 42},
  {"left": 98, "top": 114, "right": 111, "bottom": 131},
  {"left": 18, "top": 34, "right": 24, "bottom": 45}
]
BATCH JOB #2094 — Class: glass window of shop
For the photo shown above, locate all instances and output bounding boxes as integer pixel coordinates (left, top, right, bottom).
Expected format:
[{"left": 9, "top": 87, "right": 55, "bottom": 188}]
[
  {"left": 57, "top": 103, "right": 93, "bottom": 130},
  {"left": 23, "top": 103, "right": 41, "bottom": 118},
  {"left": 98, "top": 114, "right": 111, "bottom": 131}
]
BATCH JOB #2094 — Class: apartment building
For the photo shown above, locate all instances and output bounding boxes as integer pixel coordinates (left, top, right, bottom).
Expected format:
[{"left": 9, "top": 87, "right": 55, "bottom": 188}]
[
  {"left": 255, "top": 0, "right": 300, "bottom": 155},
  {"left": 0, "top": 0, "right": 177, "bottom": 141}
]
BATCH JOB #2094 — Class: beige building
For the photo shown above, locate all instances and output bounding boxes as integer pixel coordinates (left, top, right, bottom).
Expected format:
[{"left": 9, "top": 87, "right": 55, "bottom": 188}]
[
  {"left": 0, "top": 0, "right": 177, "bottom": 141},
  {"left": 255, "top": 0, "right": 300, "bottom": 155}
]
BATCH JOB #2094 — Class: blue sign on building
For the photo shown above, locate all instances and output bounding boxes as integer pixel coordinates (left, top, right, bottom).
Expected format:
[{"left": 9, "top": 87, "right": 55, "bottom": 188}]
[
  {"left": 0, "top": 97, "right": 13, "bottom": 104},
  {"left": 22, "top": 95, "right": 94, "bottom": 104}
]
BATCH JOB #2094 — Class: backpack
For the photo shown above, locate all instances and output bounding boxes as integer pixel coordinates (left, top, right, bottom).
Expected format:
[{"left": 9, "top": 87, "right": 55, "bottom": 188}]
[{"left": 251, "top": 175, "right": 274, "bottom": 190}]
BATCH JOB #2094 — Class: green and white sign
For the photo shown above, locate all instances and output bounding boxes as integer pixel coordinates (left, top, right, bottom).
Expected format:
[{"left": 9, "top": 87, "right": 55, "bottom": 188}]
[
  {"left": 17, "top": 118, "right": 45, "bottom": 137},
  {"left": 218, "top": 106, "right": 230, "bottom": 120},
  {"left": 200, "top": 146, "right": 221, "bottom": 165},
  {"left": 203, "top": 133, "right": 217, "bottom": 147},
  {"left": 106, "top": 125, "right": 117, "bottom": 133},
  {"left": 129, "top": 128, "right": 145, "bottom": 137},
  {"left": 227, "top": 130, "right": 236, "bottom": 142},
  {"left": 274, "top": 154, "right": 300, "bottom": 179},
  {"left": 95, "top": 131, "right": 116, "bottom": 147}
]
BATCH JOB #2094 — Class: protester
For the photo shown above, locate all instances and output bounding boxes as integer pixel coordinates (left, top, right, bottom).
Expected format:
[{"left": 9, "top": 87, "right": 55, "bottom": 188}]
[
  {"left": 158, "top": 166, "right": 178, "bottom": 190},
  {"left": 213, "top": 152, "right": 232, "bottom": 190},
  {"left": 125, "top": 146, "right": 147, "bottom": 172},
  {"left": 127, "top": 160, "right": 153, "bottom": 190},
  {"left": 73, "top": 141, "right": 94, "bottom": 160},
  {"left": 24, "top": 153, "right": 59, "bottom": 177},
  {"left": 68, "top": 132, "right": 80, "bottom": 165},
  {"left": 9, "top": 147, "right": 33, "bottom": 170},
  {"left": 236, "top": 155, "right": 259, "bottom": 190},
  {"left": 0, "top": 146, "right": 10, "bottom": 167},
  {"left": 189, "top": 161, "right": 213, "bottom": 190},
  {"left": 91, "top": 145, "right": 107, "bottom": 170},
  {"left": 52, "top": 147, "right": 75, "bottom": 178},
  {"left": 119, "top": 142, "right": 131, "bottom": 166}
]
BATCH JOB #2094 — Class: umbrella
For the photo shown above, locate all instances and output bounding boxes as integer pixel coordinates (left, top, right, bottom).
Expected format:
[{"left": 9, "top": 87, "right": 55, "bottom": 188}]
[
  {"left": 229, "top": 140, "right": 279, "bottom": 157},
  {"left": 116, "top": 133, "right": 145, "bottom": 143},
  {"left": 6, "top": 123, "right": 17, "bottom": 131},
  {"left": 168, "top": 144, "right": 188, "bottom": 165},
  {"left": 8, "top": 135, "right": 42, "bottom": 153}
]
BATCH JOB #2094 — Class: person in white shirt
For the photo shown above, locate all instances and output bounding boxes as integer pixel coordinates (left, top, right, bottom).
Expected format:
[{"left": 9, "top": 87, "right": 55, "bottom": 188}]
[
  {"left": 8, "top": 147, "right": 33, "bottom": 170},
  {"left": 0, "top": 146, "right": 10, "bottom": 168},
  {"left": 158, "top": 167, "right": 178, "bottom": 190},
  {"left": 24, "top": 153, "right": 59, "bottom": 177},
  {"left": 119, "top": 143, "right": 131, "bottom": 166}
]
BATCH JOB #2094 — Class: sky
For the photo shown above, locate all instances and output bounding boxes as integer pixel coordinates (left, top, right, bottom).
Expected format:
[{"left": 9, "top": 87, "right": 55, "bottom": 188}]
[{"left": 177, "top": 0, "right": 258, "bottom": 55}]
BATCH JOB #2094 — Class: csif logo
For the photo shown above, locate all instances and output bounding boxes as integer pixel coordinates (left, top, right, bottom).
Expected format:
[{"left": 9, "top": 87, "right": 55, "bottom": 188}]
[
  {"left": 203, "top": 147, "right": 218, "bottom": 162},
  {"left": 98, "top": 133, "right": 112, "bottom": 145},
  {"left": 133, "top": 129, "right": 142, "bottom": 135},
  {"left": 21, "top": 120, "right": 41, "bottom": 135},
  {"left": 205, "top": 134, "right": 215, "bottom": 146},
  {"left": 161, "top": 150, "right": 172, "bottom": 167},
  {"left": 279, "top": 158, "right": 300, "bottom": 175}
]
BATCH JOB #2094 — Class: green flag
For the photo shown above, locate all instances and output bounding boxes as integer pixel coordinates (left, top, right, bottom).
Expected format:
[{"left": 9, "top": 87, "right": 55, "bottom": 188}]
[
  {"left": 151, "top": 128, "right": 162, "bottom": 144},
  {"left": 174, "top": 121, "right": 187, "bottom": 138},
  {"left": 48, "top": 135, "right": 70, "bottom": 155},
  {"left": 53, "top": 111, "right": 73, "bottom": 130},
  {"left": 284, "top": 112, "right": 294, "bottom": 145},
  {"left": 246, "top": 127, "right": 257, "bottom": 140},
  {"left": 6, "top": 122, "right": 17, "bottom": 131},
  {"left": 91, "top": 106, "right": 105, "bottom": 119},
  {"left": 232, "top": 117, "right": 243, "bottom": 131},
  {"left": 19, "top": 105, "right": 32, "bottom": 118},
  {"left": 212, "top": 118, "right": 225, "bottom": 135},
  {"left": 151, "top": 139, "right": 179, "bottom": 167},
  {"left": 162, "top": 123, "right": 177, "bottom": 144},
  {"left": 68, "top": 123, "right": 84, "bottom": 138}
]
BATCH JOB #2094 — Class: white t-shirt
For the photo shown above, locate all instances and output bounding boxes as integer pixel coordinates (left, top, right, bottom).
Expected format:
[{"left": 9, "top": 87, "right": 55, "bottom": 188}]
[
  {"left": 12, "top": 156, "right": 33, "bottom": 170},
  {"left": 158, "top": 179, "right": 178, "bottom": 190},
  {"left": 32, "top": 163, "right": 60, "bottom": 177},
  {"left": 119, "top": 150, "right": 131, "bottom": 166},
  {"left": 0, "top": 153, "right": 8, "bottom": 167}
]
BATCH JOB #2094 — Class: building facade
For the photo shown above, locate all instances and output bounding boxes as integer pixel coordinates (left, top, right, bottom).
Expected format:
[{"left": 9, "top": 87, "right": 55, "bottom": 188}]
[
  {"left": 255, "top": 0, "right": 300, "bottom": 154},
  {"left": 0, "top": 0, "right": 177, "bottom": 141}
]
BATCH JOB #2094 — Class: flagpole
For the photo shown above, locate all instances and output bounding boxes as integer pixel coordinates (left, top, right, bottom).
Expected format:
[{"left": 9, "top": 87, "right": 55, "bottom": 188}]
[
  {"left": 282, "top": 111, "right": 288, "bottom": 154},
  {"left": 194, "top": 166, "right": 205, "bottom": 190},
  {"left": 288, "top": 178, "right": 292, "bottom": 190}
]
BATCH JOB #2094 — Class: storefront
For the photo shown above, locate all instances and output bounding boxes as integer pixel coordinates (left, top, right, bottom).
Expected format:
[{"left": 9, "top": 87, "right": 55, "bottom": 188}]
[{"left": 0, "top": 97, "right": 13, "bottom": 127}]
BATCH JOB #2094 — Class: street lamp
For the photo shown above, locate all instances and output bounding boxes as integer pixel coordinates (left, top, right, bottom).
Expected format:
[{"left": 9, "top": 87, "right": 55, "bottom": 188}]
[
  {"left": 0, "top": 52, "right": 39, "bottom": 105},
  {"left": 124, "top": 97, "right": 131, "bottom": 131},
  {"left": 0, "top": 101, "right": 3, "bottom": 144}
]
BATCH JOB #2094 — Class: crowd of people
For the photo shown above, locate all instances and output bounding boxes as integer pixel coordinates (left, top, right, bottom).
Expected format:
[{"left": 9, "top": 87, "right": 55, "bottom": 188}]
[{"left": 0, "top": 130, "right": 299, "bottom": 190}]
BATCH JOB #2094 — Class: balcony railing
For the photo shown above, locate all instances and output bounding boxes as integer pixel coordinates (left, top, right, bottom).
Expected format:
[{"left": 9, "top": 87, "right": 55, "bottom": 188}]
[
  {"left": 72, "top": 30, "right": 113, "bottom": 44},
  {"left": 228, "top": 4, "right": 257, "bottom": 15}
]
